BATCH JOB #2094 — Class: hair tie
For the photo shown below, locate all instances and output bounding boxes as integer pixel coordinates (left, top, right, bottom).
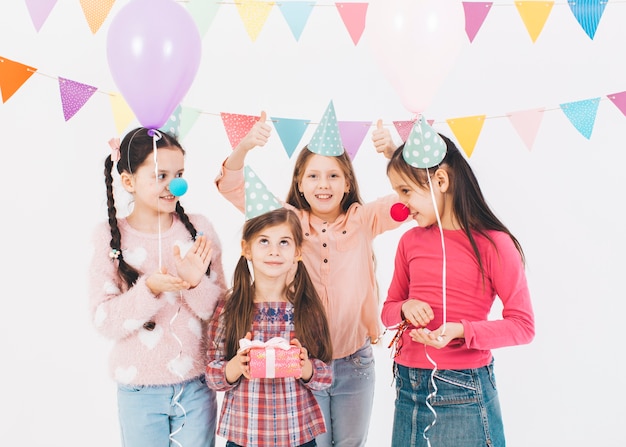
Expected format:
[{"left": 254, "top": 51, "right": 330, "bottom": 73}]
[
  {"left": 109, "top": 248, "right": 121, "bottom": 259},
  {"left": 108, "top": 138, "right": 121, "bottom": 162}
]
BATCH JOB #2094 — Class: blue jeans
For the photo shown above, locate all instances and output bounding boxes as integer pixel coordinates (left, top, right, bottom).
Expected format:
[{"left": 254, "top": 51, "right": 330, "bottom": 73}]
[
  {"left": 313, "top": 340, "right": 375, "bottom": 447},
  {"left": 392, "top": 359, "right": 505, "bottom": 447},
  {"left": 117, "top": 375, "right": 217, "bottom": 447}
]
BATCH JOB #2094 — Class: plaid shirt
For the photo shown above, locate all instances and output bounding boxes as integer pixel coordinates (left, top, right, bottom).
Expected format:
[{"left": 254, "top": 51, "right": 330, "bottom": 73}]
[{"left": 206, "top": 301, "right": 332, "bottom": 446}]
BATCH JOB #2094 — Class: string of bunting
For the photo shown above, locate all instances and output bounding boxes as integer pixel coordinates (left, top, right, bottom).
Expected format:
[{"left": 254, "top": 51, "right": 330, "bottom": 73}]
[
  {"left": 20, "top": 0, "right": 623, "bottom": 43},
  {"left": 1, "top": 55, "right": 625, "bottom": 158}
]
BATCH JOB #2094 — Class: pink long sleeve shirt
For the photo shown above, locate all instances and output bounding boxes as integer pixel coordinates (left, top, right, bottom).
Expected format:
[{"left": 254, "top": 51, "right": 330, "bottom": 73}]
[
  {"left": 216, "top": 165, "right": 404, "bottom": 359},
  {"left": 381, "top": 226, "right": 535, "bottom": 370},
  {"left": 89, "top": 214, "right": 227, "bottom": 385}
]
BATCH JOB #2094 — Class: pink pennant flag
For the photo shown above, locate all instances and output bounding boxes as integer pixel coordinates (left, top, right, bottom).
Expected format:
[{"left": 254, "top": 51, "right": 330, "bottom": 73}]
[
  {"left": 25, "top": 0, "right": 58, "bottom": 32},
  {"left": 58, "top": 77, "right": 97, "bottom": 121},
  {"left": 462, "top": 2, "right": 492, "bottom": 43},
  {"left": 393, "top": 120, "right": 416, "bottom": 142},
  {"left": 221, "top": 112, "right": 261, "bottom": 149},
  {"left": 506, "top": 108, "right": 545, "bottom": 151},
  {"left": 338, "top": 120, "right": 371, "bottom": 160},
  {"left": 335, "top": 2, "right": 368, "bottom": 45},
  {"left": 607, "top": 91, "right": 626, "bottom": 116}
]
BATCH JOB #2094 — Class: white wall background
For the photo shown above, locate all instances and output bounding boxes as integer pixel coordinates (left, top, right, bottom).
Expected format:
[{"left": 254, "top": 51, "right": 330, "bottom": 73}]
[{"left": 1, "top": 1, "right": 624, "bottom": 446}]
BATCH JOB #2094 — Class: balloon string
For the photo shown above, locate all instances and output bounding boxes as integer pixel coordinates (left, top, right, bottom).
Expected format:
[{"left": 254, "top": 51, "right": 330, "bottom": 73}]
[
  {"left": 169, "top": 292, "right": 187, "bottom": 447},
  {"left": 423, "top": 346, "right": 438, "bottom": 447},
  {"left": 152, "top": 130, "right": 163, "bottom": 270}
]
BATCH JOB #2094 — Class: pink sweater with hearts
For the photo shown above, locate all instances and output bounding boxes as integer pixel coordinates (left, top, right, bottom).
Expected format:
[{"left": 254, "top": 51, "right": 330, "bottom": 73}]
[{"left": 89, "top": 214, "right": 226, "bottom": 386}]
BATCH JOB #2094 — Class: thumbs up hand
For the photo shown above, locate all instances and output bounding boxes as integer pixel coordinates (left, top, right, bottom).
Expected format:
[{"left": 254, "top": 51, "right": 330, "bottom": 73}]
[
  {"left": 235, "top": 110, "right": 272, "bottom": 153},
  {"left": 371, "top": 119, "right": 397, "bottom": 159}
]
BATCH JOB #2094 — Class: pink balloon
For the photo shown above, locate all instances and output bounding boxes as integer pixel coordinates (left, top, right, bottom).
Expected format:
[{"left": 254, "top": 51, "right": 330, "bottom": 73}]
[
  {"left": 107, "top": 0, "right": 201, "bottom": 129},
  {"left": 366, "top": 0, "right": 467, "bottom": 114}
]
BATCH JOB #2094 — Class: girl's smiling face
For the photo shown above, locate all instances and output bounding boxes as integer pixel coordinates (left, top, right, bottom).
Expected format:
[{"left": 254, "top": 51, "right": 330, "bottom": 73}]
[
  {"left": 298, "top": 154, "right": 350, "bottom": 222},
  {"left": 243, "top": 222, "right": 299, "bottom": 281}
]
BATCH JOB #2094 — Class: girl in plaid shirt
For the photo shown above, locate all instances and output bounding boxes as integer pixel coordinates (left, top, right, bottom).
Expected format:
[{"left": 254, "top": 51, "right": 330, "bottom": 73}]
[{"left": 206, "top": 208, "right": 333, "bottom": 447}]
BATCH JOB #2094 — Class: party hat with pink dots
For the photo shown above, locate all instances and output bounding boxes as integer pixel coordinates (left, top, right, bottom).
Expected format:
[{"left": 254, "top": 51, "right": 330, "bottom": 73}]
[
  {"left": 402, "top": 117, "right": 447, "bottom": 169},
  {"left": 307, "top": 100, "right": 344, "bottom": 156},
  {"left": 244, "top": 165, "right": 282, "bottom": 220}
]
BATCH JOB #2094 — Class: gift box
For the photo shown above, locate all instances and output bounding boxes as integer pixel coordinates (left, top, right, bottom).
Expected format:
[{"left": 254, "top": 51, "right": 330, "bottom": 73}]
[{"left": 240, "top": 337, "right": 301, "bottom": 379}]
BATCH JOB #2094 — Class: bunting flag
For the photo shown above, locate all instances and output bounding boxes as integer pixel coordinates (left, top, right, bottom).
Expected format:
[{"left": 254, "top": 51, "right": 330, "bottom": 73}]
[
  {"left": 559, "top": 98, "right": 600, "bottom": 139},
  {"left": 446, "top": 115, "right": 486, "bottom": 158},
  {"left": 462, "top": 2, "right": 493, "bottom": 43},
  {"left": 507, "top": 108, "right": 545, "bottom": 151},
  {"left": 515, "top": 1, "right": 554, "bottom": 43},
  {"left": 186, "top": 0, "right": 222, "bottom": 38},
  {"left": 0, "top": 57, "right": 37, "bottom": 103},
  {"left": 277, "top": 1, "right": 316, "bottom": 41},
  {"left": 336, "top": 3, "right": 368, "bottom": 45},
  {"left": 179, "top": 106, "right": 202, "bottom": 140},
  {"left": 109, "top": 92, "right": 135, "bottom": 136},
  {"left": 160, "top": 105, "right": 182, "bottom": 137},
  {"left": 568, "top": 0, "right": 606, "bottom": 40},
  {"left": 221, "top": 112, "right": 261, "bottom": 149},
  {"left": 338, "top": 120, "right": 371, "bottom": 160},
  {"left": 25, "top": 0, "right": 58, "bottom": 32},
  {"left": 607, "top": 91, "right": 626, "bottom": 117},
  {"left": 235, "top": 0, "right": 274, "bottom": 42},
  {"left": 79, "top": 0, "right": 115, "bottom": 34},
  {"left": 393, "top": 120, "right": 417, "bottom": 142},
  {"left": 58, "top": 77, "right": 97, "bottom": 121},
  {"left": 271, "top": 116, "right": 309, "bottom": 158}
]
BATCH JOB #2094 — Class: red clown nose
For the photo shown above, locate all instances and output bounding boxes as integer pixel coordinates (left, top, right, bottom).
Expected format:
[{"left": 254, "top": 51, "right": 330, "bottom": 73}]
[{"left": 390, "top": 203, "right": 410, "bottom": 222}]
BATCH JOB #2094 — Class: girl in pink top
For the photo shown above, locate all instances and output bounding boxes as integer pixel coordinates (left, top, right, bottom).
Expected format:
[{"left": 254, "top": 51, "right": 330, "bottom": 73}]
[
  {"left": 382, "top": 125, "right": 535, "bottom": 447},
  {"left": 90, "top": 128, "right": 226, "bottom": 447},
  {"left": 216, "top": 112, "right": 404, "bottom": 447}
]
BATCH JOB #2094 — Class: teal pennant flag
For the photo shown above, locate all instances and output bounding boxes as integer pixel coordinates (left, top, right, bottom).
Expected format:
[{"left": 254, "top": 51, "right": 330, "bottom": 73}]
[
  {"left": 568, "top": 0, "right": 607, "bottom": 40},
  {"left": 559, "top": 98, "right": 600, "bottom": 139}
]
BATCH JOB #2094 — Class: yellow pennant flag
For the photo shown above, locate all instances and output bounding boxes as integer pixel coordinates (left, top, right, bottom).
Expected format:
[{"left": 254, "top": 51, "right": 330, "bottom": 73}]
[
  {"left": 446, "top": 115, "right": 486, "bottom": 158},
  {"left": 109, "top": 93, "right": 136, "bottom": 136},
  {"left": 515, "top": 1, "right": 554, "bottom": 43},
  {"left": 235, "top": 0, "right": 274, "bottom": 42},
  {"left": 80, "top": 0, "right": 115, "bottom": 34}
]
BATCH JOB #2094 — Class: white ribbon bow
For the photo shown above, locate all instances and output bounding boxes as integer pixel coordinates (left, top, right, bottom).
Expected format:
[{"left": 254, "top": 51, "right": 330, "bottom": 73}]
[{"left": 238, "top": 336, "right": 291, "bottom": 352}]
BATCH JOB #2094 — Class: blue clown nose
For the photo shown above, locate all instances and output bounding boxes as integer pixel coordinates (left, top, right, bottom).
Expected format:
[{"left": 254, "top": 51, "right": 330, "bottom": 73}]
[{"left": 169, "top": 178, "right": 188, "bottom": 197}]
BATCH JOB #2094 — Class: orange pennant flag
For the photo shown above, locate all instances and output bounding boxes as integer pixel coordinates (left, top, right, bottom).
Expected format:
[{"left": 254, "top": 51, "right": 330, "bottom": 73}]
[
  {"left": 446, "top": 115, "right": 486, "bottom": 158},
  {"left": 0, "top": 57, "right": 37, "bottom": 103},
  {"left": 235, "top": 0, "right": 274, "bottom": 42},
  {"left": 80, "top": 0, "right": 115, "bottom": 34},
  {"left": 514, "top": 1, "right": 554, "bottom": 43}
]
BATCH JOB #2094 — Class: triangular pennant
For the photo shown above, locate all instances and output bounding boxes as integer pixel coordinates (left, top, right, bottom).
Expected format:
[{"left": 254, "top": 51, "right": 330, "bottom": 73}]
[
  {"left": 308, "top": 101, "right": 344, "bottom": 156},
  {"left": 607, "top": 91, "right": 626, "bottom": 117},
  {"left": 338, "top": 121, "right": 371, "bottom": 160},
  {"left": 393, "top": 120, "right": 417, "bottom": 142},
  {"left": 79, "top": 0, "right": 115, "bottom": 34},
  {"left": 462, "top": 2, "right": 492, "bottom": 43},
  {"left": 58, "top": 77, "right": 97, "bottom": 121},
  {"left": 271, "top": 116, "right": 309, "bottom": 158},
  {"left": 244, "top": 165, "right": 282, "bottom": 220},
  {"left": 109, "top": 92, "right": 135, "bottom": 136},
  {"left": 507, "top": 108, "right": 545, "bottom": 151},
  {"left": 277, "top": 1, "right": 315, "bottom": 41},
  {"left": 0, "top": 57, "right": 37, "bottom": 103},
  {"left": 221, "top": 112, "right": 260, "bottom": 149},
  {"left": 178, "top": 106, "right": 202, "bottom": 140},
  {"left": 446, "top": 115, "right": 486, "bottom": 158},
  {"left": 559, "top": 98, "right": 600, "bottom": 139},
  {"left": 515, "top": 1, "right": 554, "bottom": 43},
  {"left": 160, "top": 104, "right": 182, "bottom": 137},
  {"left": 568, "top": 0, "right": 606, "bottom": 40},
  {"left": 335, "top": 2, "right": 368, "bottom": 45},
  {"left": 25, "top": 0, "right": 58, "bottom": 32},
  {"left": 235, "top": 0, "right": 274, "bottom": 42},
  {"left": 186, "top": 0, "right": 221, "bottom": 37}
]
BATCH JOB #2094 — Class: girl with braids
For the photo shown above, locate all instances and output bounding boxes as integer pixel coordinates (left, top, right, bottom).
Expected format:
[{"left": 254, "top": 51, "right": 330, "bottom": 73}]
[
  {"left": 381, "top": 126, "right": 535, "bottom": 447},
  {"left": 206, "top": 208, "right": 333, "bottom": 447},
  {"left": 89, "top": 127, "right": 226, "bottom": 447}
]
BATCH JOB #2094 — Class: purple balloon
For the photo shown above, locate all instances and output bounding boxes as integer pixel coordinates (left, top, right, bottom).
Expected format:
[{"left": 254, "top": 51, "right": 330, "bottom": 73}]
[{"left": 106, "top": 0, "right": 201, "bottom": 129}]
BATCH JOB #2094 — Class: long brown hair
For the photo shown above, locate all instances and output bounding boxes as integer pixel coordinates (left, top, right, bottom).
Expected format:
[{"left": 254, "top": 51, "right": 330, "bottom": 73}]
[
  {"left": 387, "top": 134, "right": 525, "bottom": 278},
  {"left": 221, "top": 208, "right": 333, "bottom": 363}
]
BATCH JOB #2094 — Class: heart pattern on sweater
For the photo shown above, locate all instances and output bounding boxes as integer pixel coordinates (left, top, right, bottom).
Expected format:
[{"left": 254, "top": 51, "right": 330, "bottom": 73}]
[
  {"left": 115, "top": 365, "right": 137, "bottom": 384},
  {"left": 94, "top": 304, "right": 107, "bottom": 327},
  {"left": 138, "top": 323, "right": 164, "bottom": 350},
  {"left": 168, "top": 355, "right": 194, "bottom": 379},
  {"left": 123, "top": 246, "right": 147, "bottom": 269},
  {"left": 187, "top": 317, "right": 202, "bottom": 339}
]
